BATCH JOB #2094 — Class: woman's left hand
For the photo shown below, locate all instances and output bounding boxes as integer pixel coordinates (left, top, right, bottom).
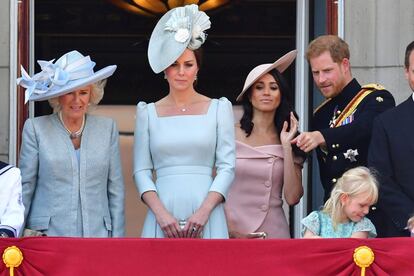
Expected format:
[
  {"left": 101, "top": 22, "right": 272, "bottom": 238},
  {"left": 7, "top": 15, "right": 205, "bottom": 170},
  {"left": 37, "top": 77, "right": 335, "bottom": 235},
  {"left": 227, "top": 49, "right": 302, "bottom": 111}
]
[
  {"left": 280, "top": 112, "right": 299, "bottom": 148},
  {"left": 183, "top": 208, "right": 210, "bottom": 238}
]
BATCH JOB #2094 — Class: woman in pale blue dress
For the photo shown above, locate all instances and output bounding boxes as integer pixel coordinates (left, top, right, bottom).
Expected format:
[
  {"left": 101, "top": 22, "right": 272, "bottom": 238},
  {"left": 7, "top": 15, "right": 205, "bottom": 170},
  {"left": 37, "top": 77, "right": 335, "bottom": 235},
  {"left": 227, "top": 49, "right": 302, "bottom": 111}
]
[
  {"left": 302, "top": 167, "right": 377, "bottom": 238},
  {"left": 133, "top": 5, "right": 235, "bottom": 238}
]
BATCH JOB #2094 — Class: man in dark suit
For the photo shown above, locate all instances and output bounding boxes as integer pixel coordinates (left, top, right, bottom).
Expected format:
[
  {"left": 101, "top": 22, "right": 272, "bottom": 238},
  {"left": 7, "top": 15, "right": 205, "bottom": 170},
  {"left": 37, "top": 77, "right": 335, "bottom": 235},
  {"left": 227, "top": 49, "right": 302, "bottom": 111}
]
[
  {"left": 368, "top": 40, "right": 414, "bottom": 237},
  {"left": 292, "top": 35, "right": 395, "bottom": 201}
]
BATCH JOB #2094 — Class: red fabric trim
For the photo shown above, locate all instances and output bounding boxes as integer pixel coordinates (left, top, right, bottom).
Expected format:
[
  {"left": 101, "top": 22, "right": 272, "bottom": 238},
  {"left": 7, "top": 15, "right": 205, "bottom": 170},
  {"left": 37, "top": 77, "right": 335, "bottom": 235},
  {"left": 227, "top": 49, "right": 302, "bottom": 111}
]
[{"left": 0, "top": 238, "right": 411, "bottom": 275}]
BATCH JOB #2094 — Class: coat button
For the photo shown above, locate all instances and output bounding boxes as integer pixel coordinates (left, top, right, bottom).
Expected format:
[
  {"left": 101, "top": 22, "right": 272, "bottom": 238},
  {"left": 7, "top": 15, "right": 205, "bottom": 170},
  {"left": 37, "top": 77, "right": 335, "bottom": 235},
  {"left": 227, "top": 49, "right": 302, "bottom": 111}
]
[
  {"left": 336, "top": 110, "right": 341, "bottom": 115},
  {"left": 332, "top": 178, "right": 337, "bottom": 183},
  {"left": 332, "top": 155, "right": 337, "bottom": 161},
  {"left": 261, "top": 205, "right": 268, "bottom": 211},
  {"left": 332, "top": 144, "right": 336, "bottom": 149},
  {"left": 264, "top": 181, "right": 271, "bottom": 187},
  {"left": 371, "top": 206, "right": 377, "bottom": 211},
  {"left": 336, "top": 144, "right": 340, "bottom": 148}
]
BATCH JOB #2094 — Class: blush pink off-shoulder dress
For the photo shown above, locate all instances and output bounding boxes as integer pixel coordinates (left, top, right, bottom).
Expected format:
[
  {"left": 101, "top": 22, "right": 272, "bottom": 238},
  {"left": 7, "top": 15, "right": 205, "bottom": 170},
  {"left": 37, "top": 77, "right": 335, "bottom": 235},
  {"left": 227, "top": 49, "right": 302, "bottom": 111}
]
[{"left": 224, "top": 141, "right": 303, "bottom": 238}]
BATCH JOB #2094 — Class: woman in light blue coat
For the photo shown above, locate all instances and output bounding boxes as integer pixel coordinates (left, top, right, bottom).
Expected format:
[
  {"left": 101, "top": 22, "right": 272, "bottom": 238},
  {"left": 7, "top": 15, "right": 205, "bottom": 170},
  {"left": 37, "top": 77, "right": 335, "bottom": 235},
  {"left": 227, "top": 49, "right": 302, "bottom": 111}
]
[{"left": 17, "top": 50, "right": 125, "bottom": 237}]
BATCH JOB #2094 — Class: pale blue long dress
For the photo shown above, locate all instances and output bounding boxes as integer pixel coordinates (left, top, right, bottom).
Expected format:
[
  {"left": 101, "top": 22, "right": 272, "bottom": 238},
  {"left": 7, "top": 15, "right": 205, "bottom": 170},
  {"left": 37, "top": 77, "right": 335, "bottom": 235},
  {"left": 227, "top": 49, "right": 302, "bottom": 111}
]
[{"left": 133, "top": 97, "right": 235, "bottom": 238}]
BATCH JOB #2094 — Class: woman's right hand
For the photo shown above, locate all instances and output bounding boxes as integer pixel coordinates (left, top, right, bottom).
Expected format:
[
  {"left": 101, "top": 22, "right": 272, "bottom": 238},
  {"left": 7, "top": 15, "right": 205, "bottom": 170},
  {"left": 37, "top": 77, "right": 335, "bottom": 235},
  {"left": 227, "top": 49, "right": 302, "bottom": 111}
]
[
  {"left": 280, "top": 112, "right": 299, "bottom": 148},
  {"left": 155, "top": 210, "right": 182, "bottom": 238},
  {"left": 142, "top": 191, "right": 183, "bottom": 238}
]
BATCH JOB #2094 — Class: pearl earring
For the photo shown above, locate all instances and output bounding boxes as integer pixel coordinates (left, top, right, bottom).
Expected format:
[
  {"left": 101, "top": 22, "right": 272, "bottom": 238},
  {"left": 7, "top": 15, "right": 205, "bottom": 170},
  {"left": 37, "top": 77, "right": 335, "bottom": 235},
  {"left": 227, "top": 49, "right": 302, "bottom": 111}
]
[{"left": 195, "top": 75, "right": 198, "bottom": 81}]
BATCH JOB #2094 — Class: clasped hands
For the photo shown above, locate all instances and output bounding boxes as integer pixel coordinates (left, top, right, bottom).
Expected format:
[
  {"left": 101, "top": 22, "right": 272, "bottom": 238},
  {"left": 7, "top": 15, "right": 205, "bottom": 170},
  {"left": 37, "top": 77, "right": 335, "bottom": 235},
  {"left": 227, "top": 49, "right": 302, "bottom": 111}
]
[
  {"left": 164, "top": 220, "right": 203, "bottom": 238},
  {"left": 157, "top": 210, "right": 207, "bottom": 238}
]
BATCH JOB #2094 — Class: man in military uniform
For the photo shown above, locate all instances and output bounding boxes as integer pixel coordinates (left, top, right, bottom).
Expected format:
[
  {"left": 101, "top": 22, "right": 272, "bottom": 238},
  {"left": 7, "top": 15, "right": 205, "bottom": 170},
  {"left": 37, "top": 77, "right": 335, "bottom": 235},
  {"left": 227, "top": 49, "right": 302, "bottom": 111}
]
[
  {"left": 0, "top": 161, "right": 25, "bottom": 237},
  {"left": 367, "top": 41, "right": 414, "bottom": 237},
  {"left": 292, "top": 35, "right": 395, "bottom": 201}
]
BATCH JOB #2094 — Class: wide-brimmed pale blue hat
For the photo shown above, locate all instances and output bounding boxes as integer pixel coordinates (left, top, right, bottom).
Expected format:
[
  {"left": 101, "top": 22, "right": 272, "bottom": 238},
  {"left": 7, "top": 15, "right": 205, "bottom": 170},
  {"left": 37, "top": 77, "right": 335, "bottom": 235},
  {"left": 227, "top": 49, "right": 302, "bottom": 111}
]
[
  {"left": 236, "top": 50, "right": 298, "bottom": 101},
  {"left": 17, "top": 50, "right": 117, "bottom": 103},
  {"left": 148, "top": 4, "right": 211, "bottom": 74}
]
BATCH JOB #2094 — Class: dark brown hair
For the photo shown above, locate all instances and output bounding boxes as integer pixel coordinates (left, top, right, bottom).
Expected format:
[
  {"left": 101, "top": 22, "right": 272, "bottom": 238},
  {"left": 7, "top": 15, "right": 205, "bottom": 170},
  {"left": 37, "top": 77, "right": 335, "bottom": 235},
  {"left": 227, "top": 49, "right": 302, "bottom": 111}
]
[
  {"left": 239, "top": 69, "right": 306, "bottom": 158},
  {"left": 193, "top": 48, "right": 204, "bottom": 69},
  {"left": 405, "top": 41, "right": 414, "bottom": 68}
]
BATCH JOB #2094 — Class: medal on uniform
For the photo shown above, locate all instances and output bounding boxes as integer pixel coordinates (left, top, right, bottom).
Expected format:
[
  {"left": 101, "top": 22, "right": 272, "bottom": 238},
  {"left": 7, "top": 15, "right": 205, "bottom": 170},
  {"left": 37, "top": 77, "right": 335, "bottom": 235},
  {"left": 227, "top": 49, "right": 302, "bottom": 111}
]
[
  {"left": 343, "top": 149, "right": 359, "bottom": 162},
  {"left": 329, "top": 106, "right": 340, "bottom": 128}
]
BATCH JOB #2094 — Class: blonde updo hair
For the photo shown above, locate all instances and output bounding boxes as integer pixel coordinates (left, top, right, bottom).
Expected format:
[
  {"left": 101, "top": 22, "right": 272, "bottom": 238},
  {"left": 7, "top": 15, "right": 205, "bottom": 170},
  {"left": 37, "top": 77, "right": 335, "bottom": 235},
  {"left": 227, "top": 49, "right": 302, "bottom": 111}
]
[
  {"left": 48, "top": 79, "right": 107, "bottom": 113},
  {"left": 323, "top": 166, "right": 378, "bottom": 228}
]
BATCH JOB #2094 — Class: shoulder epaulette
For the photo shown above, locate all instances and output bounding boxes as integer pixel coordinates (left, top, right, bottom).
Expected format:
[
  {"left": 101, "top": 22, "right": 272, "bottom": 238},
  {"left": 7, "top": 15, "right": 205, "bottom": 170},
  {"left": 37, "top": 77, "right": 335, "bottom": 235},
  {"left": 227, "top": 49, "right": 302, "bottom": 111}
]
[
  {"left": 313, "top": 98, "right": 331, "bottom": 115},
  {"left": 313, "top": 84, "right": 386, "bottom": 118},
  {"left": 361, "top": 83, "right": 386, "bottom": 90}
]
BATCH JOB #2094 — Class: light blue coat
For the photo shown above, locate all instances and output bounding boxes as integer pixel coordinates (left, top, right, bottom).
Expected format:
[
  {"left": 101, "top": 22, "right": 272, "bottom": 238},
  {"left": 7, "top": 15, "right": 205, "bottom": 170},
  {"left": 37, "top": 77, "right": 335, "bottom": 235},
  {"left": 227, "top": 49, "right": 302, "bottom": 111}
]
[{"left": 19, "top": 113, "right": 125, "bottom": 237}]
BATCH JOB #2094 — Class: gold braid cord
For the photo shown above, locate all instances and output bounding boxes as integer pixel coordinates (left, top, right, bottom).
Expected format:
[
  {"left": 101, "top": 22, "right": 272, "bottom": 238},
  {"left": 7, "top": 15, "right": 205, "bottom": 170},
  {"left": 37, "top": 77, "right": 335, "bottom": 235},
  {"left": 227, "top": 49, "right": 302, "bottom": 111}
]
[{"left": 313, "top": 83, "right": 385, "bottom": 121}]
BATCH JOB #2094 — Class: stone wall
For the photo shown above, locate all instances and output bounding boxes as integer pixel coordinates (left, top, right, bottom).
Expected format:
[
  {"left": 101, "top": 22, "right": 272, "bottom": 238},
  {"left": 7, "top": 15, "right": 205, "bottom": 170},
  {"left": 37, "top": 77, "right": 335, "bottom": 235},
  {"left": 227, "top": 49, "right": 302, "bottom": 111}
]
[{"left": 345, "top": 0, "right": 414, "bottom": 104}]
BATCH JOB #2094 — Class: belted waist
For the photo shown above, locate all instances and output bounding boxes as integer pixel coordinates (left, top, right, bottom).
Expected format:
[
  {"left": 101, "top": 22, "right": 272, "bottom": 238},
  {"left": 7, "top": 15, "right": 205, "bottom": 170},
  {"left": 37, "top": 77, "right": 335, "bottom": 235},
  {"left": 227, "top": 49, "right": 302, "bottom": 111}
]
[{"left": 156, "top": 166, "right": 213, "bottom": 177}]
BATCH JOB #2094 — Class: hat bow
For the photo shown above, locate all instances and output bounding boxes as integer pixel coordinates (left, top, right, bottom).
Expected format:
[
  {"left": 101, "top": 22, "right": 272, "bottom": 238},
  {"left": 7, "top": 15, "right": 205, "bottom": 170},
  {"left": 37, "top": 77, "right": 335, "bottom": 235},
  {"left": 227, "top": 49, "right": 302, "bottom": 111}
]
[{"left": 17, "top": 53, "right": 95, "bottom": 103}]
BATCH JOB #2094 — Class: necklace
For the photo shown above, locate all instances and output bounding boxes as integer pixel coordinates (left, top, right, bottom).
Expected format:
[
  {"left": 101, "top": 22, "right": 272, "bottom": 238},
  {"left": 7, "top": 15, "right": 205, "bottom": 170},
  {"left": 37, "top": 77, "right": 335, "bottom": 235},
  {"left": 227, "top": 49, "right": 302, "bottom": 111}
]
[
  {"left": 58, "top": 111, "right": 85, "bottom": 139},
  {"left": 168, "top": 94, "right": 197, "bottom": 112}
]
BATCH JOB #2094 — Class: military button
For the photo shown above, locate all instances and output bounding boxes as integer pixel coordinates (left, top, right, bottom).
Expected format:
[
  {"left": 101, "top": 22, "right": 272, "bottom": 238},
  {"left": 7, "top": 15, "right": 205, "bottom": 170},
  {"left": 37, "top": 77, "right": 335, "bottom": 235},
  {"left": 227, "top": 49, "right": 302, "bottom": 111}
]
[
  {"left": 332, "top": 155, "right": 338, "bottom": 161},
  {"left": 332, "top": 144, "right": 336, "bottom": 149},
  {"left": 336, "top": 110, "right": 341, "bottom": 115},
  {"left": 332, "top": 178, "right": 337, "bottom": 184},
  {"left": 261, "top": 205, "right": 268, "bottom": 211},
  {"left": 371, "top": 206, "right": 377, "bottom": 211},
  {"left": 336, "top": 144, "right": 340, "bottom": 148},
  {"left": 264, "top": 181, "right": 271, "bottom": 187}
]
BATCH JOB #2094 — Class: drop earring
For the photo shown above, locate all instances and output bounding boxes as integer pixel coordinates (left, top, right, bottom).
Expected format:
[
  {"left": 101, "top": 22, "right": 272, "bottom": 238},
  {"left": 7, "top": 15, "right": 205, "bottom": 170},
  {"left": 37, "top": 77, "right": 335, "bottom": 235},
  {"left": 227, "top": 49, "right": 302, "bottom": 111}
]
[
  {"left": 194, "top": 75, "right": 198, "bottom": 81},
  {"left": 164, "top": 73, "right": 167, "bottom": 79}
]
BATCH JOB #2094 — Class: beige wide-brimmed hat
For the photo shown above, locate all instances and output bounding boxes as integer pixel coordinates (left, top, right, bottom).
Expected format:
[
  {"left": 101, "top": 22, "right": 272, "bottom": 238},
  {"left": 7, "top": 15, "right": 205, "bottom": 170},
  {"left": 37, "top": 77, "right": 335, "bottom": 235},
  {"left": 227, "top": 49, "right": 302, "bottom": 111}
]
[{"left": 236, "top": 50, "right": 297, "bottom": 101}]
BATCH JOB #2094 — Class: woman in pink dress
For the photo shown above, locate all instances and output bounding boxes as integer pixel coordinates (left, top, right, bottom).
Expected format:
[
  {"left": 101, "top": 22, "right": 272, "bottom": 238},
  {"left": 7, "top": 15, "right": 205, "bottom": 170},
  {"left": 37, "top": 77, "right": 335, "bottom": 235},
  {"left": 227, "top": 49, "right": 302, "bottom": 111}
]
[{"left": 224, "top": 50, "right": 305, "bottom": 238}]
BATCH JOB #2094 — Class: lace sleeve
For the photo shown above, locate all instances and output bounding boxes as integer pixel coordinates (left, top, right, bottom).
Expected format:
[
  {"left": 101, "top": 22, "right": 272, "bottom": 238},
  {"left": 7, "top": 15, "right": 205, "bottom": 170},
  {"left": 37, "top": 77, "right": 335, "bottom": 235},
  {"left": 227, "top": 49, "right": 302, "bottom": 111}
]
[
  {"left": 301, "top": 211, "right": 321, "bottom": 237},
  {"left": 353, "top": 217, "right": 377, "bottom": 238}
]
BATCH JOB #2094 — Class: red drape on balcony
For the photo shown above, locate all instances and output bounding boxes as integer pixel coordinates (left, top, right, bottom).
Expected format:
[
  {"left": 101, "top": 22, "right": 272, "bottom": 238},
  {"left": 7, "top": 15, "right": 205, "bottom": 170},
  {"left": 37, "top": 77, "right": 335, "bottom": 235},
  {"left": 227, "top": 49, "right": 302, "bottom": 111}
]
[{"left": 1, "top": 238, "right": 413, "bottom": 275}]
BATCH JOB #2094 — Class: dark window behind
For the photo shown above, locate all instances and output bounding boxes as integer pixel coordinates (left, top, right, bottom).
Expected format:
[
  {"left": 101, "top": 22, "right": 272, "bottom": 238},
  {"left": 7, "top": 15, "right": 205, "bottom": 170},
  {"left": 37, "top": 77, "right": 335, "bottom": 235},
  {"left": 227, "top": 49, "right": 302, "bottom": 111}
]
[{"left": 35, "top": 0, "right": 296, "bottom": 114}]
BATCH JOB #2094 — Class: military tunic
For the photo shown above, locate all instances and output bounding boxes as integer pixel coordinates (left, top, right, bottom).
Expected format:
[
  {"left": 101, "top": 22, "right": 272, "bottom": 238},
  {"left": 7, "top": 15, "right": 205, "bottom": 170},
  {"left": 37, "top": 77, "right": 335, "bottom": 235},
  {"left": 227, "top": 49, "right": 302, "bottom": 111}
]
[{"left": 312, "top": 78, "right": 395, "bottom": 201}]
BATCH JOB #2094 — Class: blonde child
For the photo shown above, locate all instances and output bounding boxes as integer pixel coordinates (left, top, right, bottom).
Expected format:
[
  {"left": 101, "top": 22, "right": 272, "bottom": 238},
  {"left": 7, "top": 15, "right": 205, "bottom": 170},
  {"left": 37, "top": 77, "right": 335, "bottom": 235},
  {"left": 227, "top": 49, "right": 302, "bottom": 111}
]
[
  {"left": 407, "top": 216, "right": 414, "bottom": 237},
  {"left": 302, "top": 167, "right": 377, "bottom": 238}
]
